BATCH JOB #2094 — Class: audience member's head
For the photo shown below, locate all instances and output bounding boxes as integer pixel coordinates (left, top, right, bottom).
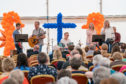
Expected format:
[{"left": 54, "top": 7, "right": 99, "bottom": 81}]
[
  {"left": 101, "top": 44, "right": 108, "bottom": 51},
  {"left": 2, "top": 78, "right": 19, "bottom": 84},
  {"left": 93, "top": 67, "right": 110, "bottom": 84},
  {"left": 112, "top": 52, "right": 123, "bottom": 61},
  {"left": 100, "top": 78, "right": 119, "bottom": 84},
  {"left": 70, "top": 49, "right": 79, "bottom": 57},
  {"left": 121, "top": 43, "right": 126, "bottom": 53},
  {"left": 57, "top": 77, "right": 77, "bottom": 84},
  {"left": 70, "top": 57, "right": 82, "bottom": 70},
  {"left": 111, "top": 72, "right": 126, "bottom": 84},
  {"left": 2, "top": 58, "right": 15, "bottom": 72},
  {"left": 111, "top": 45, "right": 120, "bottom": 55},
  {"left": 89, "top": 44, "right": 95, "bottom": 50},
  {"left": 98, "top": 58, "right": 110, "bottom": 68},
  {"left": 76, "top": 48, "right": 85, "bottom": 61},
  {"left": 57, "top": 69, "right": 71, "bottom": 80},
  {"left": 124, "top": 50, "right": 126, "bottom": 58},
  {"left": 64, "top": 32, "right": 69, "bottom": 39},
  {"left": 93, "top": 50, "right": 101, "bottom": 56},
  {"left": 17, "top": 53, "right": 28, "bottom": 68},
  {"left": 9, "top": 69, "right": 24, "bottom": 84},
  {"left": 38, "top": 52, "right": 48, "bottom": 64},
  {"left": 93, "top": 54, "right": 103, "bottom": 66},
  {"left": 0, "top": 57, "right": 2, "bottom": 72},
  {"left": 68, "top": 45, "right": 75, "bottom": 52},
  {"left": 33, "top": 45, "right": 39, "bottom": 52},
  {"left": 85, "top": 46, "right": 89, "bottom": 53},
  {"left": 53, "top": 49, "right": 62, "bottom": 60}
]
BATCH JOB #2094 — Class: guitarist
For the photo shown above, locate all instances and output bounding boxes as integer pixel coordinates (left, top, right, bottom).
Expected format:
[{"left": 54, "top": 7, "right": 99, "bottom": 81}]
[{"left": 32, "top": 21, "right": 46, "bottom": 52}]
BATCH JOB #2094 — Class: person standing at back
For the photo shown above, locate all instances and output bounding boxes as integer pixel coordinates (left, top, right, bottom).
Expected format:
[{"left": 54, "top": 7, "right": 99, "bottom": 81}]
[{"left": 32, "top": 21, "right": 46, "bottom": 53}]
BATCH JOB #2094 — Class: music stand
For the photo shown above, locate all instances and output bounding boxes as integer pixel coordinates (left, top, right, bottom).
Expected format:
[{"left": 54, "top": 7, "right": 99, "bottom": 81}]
[
  {"left": 92, "top": 35, "right": 105, "bottom": 46},
  {"left": 15, "top": 34, "right": 28, "bottom": 42}
]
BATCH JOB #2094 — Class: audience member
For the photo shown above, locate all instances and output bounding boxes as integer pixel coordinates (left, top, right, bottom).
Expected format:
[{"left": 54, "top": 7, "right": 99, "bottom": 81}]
[
  {"left": 2, "top": 78, "right": 18, "bottom": 84},
  {"left": 111, "top": 72, "right": 126, "bottom": 84},
  {"left": 15, "top": 53, "right": 29, "bottom": 70},
  {"left": 57, "top": 77, "right": 77, "bottom": 84},
  {"left": 111, "top": 45, "right": 120, "bottom": 55},
  {"left": 93, "top": 67, "right": 110, "bottom": 84},
  {"left": 100, "top": 78, "right": 119, "bottom": 84},
  {"left": 57, "top": 69, "right": 71, "bottom": 80},
  {"left": 110, "top": 52, "right": 126, "bottom": 67},
  {"left": 0, "top": 58, "right": 15, "bottom": 79},
  {"left": 86, "top": 44, "right": 95, "bottom": 56},
  {"left": 28, "top": 52, "right": 57, "bottom": 80}
]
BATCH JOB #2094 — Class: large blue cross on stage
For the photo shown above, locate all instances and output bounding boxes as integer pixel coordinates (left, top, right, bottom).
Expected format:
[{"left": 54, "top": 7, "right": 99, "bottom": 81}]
[{"left": 43, "top": 13, "right": 77, "bottom": 43}]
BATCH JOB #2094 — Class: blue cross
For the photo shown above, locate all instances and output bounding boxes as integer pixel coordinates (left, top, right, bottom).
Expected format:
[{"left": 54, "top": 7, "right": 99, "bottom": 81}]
[{"left": 43, "top": 13, "right": 76, "bottom": 43}]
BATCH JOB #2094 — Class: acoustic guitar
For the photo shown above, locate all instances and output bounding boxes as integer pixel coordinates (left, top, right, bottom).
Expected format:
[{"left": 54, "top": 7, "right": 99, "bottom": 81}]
[{"left": 28, "top": 35, "right": 39, "bottom": 48}]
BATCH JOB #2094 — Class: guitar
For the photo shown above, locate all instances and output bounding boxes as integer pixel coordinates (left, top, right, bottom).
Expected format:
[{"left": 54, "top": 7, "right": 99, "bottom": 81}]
[{"left": 28, "top": 32, "right": 46, "bottom": 47}]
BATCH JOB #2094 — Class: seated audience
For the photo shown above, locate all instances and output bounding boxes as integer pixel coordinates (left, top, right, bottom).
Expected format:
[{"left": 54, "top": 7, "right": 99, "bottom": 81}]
[
  {"left": 70, "top": 57, "right": 86, "bottom": 74},
  {"left": 2, "top": 78, "right": 18, "bottom": 84},
  {"left": 0, "top": 58, "right": 15, "bottom": 79},
  {"left": 86, "top": 44, "right": 95, "bottom": 56},
  {"left": 93, "top": 50, "right": 101, "bottom": 56},
  {"left": 93, "top": 67, "right": 110, "bottom": 84},
  {"left": 120, "top": 43, "right": 126, "bottom": 53},
  {"left": 15, "top": 53, "right": 30, "bottom": 71},
  {"left": 110, "top": 52, "right": 126, "bottom": 67},
  {"left": 28, "top": 52, "right": 57, "bottom": 80},
  {"left": 101, "top": 43, "right": 110, "bottom": 58},
  {"left": 92, "top": 54, "right": 103, "bottom": 71},
  {"left": 0, "top": 57, "right": 2, "bottom": 72},
  {"left": 122, "top": 50, "right": 126, "bottom": 62},
  {"left": 53, "top": 49, "right": 63, "bottom": 60},
  {"left": 57, "top": 69, "right": 71, "bottom": 80},
  {"left": 9, "top": 69, "right": 29, "bottom": 84},
  {"left": 76, "top": 47, "right": 86, "bottom": 61},
  {"left": 111, "top": 72, "right": 126, "bottom": 84},
  {"left": 100, "top": 78, "right": 119, "bottom": 84},
  {"left": 111, "top": 45, "right": 120, "bottom": 55},
  {"left": 57, "top": 77, "right": 77, "bottom": 84},
  {"left": 62, "top": 50, "right": 87, "bottom": 69}
]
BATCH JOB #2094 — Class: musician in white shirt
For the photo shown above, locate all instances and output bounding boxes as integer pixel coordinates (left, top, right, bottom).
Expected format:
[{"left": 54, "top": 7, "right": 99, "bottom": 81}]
[
  {"left": 101, "top": 20, "right": 115, "bottom": 41},
  {"left": 60, "top": 32, "right": 71, "bottom": 48},
  {"left": 101, "top": 20, "right": 115, "bottom": 52}
]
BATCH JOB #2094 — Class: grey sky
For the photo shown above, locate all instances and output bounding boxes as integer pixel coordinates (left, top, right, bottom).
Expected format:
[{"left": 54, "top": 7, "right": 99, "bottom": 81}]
[{"left": 0, "top": 0, "right": 126, "bottom": 16}]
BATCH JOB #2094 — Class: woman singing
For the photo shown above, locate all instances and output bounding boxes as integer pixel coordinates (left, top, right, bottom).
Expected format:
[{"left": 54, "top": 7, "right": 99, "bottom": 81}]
[{"left": 86, "top": 23, "right": 97, "bottom": 46}]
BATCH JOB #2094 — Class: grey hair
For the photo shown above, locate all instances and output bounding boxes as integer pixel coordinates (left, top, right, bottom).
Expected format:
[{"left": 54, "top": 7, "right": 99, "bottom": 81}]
[
  {"left": 93, "top": 54, "right": 103, "bottom": 65},
  {"left": 98, "top": 57, "right": 110, "bottom": 68},
  {"left": 2, "top": 78, "right": 19, "bottom": 84},
  {"left": 57, "top": 77, "right": 77, "bottom": 84},
  {"left": 70, "top": 49, "right": 79, "bottom": 56},
  {"left": 111, "top": 72, "right": 126, "bottom": 84},
  {"left": 93, "top": 66, "right": 110, "bottom": 84},
  {"left": 9, "top": 69, "right": 24, "bottom": 84}
]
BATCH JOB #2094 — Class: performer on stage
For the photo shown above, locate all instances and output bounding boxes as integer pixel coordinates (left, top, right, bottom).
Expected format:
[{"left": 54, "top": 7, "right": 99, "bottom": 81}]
[
  {"left": 13, "top": 23, "right": 23, "bottom": 54},
  {"left": 32, "top": 21, "right": 46, "bottom": 52},
  {"left": 60, "top": 32, "right": 71, "bottom": 48},
  {"left": 101, "top": 20, "right": 115, "bottom": 41},
  {"left": 101, "top": 20, "right": 115, "bottom": 52},
  {"left": 86, "top": 23, "right": 97, "bottom": 46},
  {"left": 113, "top": 26, "right": 121, "bottom": 43}
]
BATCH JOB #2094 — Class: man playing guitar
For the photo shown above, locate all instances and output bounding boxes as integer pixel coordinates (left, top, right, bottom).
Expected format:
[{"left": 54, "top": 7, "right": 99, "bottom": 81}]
[{"left": 31, "top": 21, "right": 46, "bottom": 52}]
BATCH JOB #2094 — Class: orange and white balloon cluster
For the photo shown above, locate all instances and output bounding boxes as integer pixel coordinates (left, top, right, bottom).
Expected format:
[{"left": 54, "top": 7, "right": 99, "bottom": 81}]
[
  {"left": 0, "top": 11, "right": 24, "bottom": 56},
  {"left": 82, "top": 12, "right": 104, "bottom": 34}
]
